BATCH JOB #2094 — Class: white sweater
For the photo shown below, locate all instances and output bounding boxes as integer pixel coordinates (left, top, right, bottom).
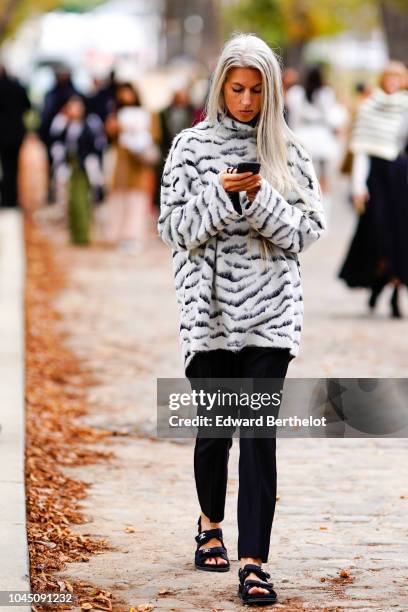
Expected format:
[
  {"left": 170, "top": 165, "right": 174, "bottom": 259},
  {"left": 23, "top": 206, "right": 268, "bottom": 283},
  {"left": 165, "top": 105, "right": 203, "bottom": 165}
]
[{"left": 157, "top": 114, "right": 326, "bottom": 372}]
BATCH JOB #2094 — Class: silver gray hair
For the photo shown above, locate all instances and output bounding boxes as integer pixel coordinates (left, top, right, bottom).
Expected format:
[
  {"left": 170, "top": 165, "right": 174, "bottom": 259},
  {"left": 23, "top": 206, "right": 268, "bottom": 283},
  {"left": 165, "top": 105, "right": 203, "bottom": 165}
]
[{"left": 206, "top": 32, "right": 313, "bottom": 202}]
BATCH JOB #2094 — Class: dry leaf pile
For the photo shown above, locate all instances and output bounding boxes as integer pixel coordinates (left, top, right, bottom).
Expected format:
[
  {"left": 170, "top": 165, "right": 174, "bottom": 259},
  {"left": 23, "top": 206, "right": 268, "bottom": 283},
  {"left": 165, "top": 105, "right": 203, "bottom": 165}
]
[{"left": 24, "top": 219, "right": 123, "bottom": 610}]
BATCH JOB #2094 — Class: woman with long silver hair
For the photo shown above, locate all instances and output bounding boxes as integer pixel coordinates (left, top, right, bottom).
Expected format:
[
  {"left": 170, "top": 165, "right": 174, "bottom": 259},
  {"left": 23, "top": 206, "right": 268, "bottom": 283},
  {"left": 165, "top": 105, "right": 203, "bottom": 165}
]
[{"left": 158, "top": 33, "right": 326, "bottom": 606}]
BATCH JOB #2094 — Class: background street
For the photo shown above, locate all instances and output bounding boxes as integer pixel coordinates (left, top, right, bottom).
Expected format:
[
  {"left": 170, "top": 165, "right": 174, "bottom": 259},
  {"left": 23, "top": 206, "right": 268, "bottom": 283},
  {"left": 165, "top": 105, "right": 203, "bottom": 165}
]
[
  {"left": 1, "top": 1, "right": 407, "bottom": 608},
  {"left": 46, "top": 179, "right": 408, "bottom": 611}
]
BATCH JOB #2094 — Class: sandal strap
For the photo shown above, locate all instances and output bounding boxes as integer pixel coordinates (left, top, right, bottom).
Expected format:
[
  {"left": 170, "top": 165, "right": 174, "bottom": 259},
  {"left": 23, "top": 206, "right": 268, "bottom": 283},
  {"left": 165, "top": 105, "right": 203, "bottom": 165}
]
[
  {"left": 196, "top": 546, "right": 228, "bottom": 560},
  {"left": 195, "top": 528, "right": 224, "bottom": 546},
  {"left": 239, "top": 564, "right": 271, "bottom": 584},
  {"left": 241, "top": 580, "right": 276, "bottom": 596}
]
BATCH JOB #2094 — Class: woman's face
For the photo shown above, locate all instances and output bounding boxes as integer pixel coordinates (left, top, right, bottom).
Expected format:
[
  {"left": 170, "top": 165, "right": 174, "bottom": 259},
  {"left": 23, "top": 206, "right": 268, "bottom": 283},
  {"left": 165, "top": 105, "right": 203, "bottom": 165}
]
[
  {"left": 223, "top": 67, "right": 263, "bottom": 123},
  {"left": 117, "top": 85, "right": 138, "bottom": 106},
  {"left": 382, "top": 72, "right": 405, "bottom": 95},
  {"left": 65, "top": 97, "right": 85, "bottom": 120}
]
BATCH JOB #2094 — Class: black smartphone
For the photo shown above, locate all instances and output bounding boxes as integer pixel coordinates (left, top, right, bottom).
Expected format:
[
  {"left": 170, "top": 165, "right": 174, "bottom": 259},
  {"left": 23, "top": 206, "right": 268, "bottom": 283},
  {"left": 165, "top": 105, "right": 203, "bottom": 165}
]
[{"left": 236, "top": 162, "right": 261, "bottom": 175}]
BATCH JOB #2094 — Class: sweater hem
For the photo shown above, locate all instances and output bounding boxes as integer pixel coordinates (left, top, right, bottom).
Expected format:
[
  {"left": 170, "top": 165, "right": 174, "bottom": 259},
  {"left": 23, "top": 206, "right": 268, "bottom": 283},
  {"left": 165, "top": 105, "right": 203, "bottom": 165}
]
[{"left": 183, "top": 337, "right": 298, "bottom": 376}]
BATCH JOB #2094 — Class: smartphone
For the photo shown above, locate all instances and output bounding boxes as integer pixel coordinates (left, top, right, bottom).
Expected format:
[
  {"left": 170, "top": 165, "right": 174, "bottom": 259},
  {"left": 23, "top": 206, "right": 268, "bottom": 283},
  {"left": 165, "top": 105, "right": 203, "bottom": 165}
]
[{"left": 236, "top": 162, "right": 261, "bottom": 175}]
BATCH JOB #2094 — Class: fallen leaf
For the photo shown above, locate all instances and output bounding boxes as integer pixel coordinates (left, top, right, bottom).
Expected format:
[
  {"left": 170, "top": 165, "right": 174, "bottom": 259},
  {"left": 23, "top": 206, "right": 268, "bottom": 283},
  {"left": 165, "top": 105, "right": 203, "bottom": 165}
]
[
  {"left": 92, "top": 604, "right": 112, "bottom": 611},
  {"left": 25, "top": 221, "right": 114, "bottom": 601}
]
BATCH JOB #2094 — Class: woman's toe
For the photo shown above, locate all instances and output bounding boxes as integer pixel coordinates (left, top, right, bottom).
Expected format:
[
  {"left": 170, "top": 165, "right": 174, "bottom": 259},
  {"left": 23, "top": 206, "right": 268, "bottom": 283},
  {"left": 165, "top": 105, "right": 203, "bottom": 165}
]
[{"left": 248, "top": 585, "right": 268, "bottom": 595}]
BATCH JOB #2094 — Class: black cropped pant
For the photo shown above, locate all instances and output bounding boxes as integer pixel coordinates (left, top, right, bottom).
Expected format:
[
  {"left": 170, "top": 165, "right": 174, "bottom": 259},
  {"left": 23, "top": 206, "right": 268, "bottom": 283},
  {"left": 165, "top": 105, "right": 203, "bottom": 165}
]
[{"left": 186, "top": 346, "right": 292, "bottom": 563}]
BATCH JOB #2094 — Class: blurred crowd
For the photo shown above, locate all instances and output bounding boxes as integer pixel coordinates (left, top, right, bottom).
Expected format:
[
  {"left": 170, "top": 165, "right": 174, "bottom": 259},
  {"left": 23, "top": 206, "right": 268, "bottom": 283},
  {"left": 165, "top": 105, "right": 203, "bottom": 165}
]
[
  {"left": 0, "top": 59, "right": 407, "bottom": 312},
  {"left": 0, "top": 62, "right": 206, "bottom": 250}
]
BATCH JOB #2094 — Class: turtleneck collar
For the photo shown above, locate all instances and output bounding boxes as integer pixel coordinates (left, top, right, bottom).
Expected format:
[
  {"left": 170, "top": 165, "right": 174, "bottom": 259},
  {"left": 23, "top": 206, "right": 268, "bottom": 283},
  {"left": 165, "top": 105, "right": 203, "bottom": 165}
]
[
  {"left": 373, "top": 87, "right": 408, "bottom": 107},
  {"left": 215, "top": 111, "right": 259, "bottom": 136}
]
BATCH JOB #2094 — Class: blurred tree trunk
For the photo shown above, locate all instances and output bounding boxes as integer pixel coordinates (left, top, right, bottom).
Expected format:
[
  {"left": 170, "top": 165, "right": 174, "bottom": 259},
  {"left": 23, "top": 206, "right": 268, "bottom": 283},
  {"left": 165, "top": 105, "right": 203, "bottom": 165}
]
[
  {"left": 164, "top": 0, "right": 184, "bottom": 61},
  {"left": 379, "top": 0, "right": 408, "bottom": 62},
  {"left": 164, "top": 0, "right": 220, "bottom": 67},
  {"left": 201, "top": 0, "right": 220, "bottom": 66},
  {"left": 283, "top": 41, "right": 305, "bottom": 68}
]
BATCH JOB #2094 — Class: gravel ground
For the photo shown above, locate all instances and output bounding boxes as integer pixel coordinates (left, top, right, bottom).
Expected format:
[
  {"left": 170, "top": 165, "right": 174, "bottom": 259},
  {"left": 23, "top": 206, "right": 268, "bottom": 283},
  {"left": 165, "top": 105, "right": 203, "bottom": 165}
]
[{"left": 44, "top": 181, "right": 408, "bottom": 611}]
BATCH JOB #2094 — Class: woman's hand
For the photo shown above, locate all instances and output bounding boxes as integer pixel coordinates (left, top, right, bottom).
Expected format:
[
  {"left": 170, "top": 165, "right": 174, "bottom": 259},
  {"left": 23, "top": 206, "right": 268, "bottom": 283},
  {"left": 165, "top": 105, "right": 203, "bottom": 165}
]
[
  {"left": 220, "top": 168, "right": 262, "bottom": 195},
  {"left": 246, "top": 180, "right": 262, "bottom": 202},
  {"left": 353, "top": 192, "right": 368, "bottom": 215}
]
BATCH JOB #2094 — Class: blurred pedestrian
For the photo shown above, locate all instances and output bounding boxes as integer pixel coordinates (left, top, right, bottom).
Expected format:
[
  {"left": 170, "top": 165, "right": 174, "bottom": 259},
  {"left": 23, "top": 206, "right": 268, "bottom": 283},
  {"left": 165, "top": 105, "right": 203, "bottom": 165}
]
[
  {"left": 338, "top": 61, "right": 408, "bottom": 317},
  {"left": 103, "top": 82, "right": 160, "bottom": 252},
  {"left": 18, "top": 133, "right": 49, "bottom": 214},
  {"left": 158, "top": 33, "right": 325, "bottom": 607},
  {"left": 154, "top": 88, "right": 195, "bottom": 210},
  {"left": 191, "top": 77, "right": 211, "bottom": 126},
  {"left": 0, "top": 65, "right": 31, "bottom": 207},
  {"left": 49, "top": 94, "right": 106, "bottom": 243},
  {"left": 340, "top": 82, "right": 373, "bottom": 178},
  {"left": 159, "top": 88, "right": 195, "bottom": 156},
  {"left": 282, "top": 67, "right": 299, "bottom": 124},
  {"left": 86, "top": 70, "right": 117, "bottom": 123},
  {"left": 286, "top": 65, "right": 347, "bottom": 194},
  {"left": 39, "top": 64, "right": 78, "bottom": 152}
]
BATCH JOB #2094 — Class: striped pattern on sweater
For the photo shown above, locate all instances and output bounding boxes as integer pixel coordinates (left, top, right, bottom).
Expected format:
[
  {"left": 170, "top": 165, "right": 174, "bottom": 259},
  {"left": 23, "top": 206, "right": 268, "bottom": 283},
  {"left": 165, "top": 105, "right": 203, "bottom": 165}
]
[
  {"left": 157, "top": 114, "right": 326, "bottom": 372},
  {"left": 350, "top": 88, "right": 408, "bottom": 161}
]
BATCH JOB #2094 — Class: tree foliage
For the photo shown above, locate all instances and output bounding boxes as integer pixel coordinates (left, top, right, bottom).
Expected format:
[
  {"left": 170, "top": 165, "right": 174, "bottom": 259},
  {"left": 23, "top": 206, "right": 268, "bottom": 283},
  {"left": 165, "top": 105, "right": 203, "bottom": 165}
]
[
  {"left": 223, "top": 0, "right": 378, "bottom": 47},
  {"left": 0, "top": 0, "right": 103, "bottom": 43},
  {"left": 0, "top": 0, "right": 57, "bottom": 42}
]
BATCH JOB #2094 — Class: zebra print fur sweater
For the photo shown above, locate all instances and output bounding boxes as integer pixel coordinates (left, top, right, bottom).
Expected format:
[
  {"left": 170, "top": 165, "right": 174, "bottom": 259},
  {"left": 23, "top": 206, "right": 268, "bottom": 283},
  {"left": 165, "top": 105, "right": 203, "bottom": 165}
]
[{"left": 157, "top": 114, "right": 326, "bottom": 373}]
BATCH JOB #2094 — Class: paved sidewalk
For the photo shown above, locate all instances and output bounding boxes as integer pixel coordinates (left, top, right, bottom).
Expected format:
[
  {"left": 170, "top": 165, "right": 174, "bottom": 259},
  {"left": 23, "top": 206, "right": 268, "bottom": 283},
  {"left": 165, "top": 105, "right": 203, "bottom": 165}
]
[
  {"left": 50, "top": 184, "right": 408, "bottom": 611},
  {"left": 0, "top": 210, "right": 30, "bottom": 611}
]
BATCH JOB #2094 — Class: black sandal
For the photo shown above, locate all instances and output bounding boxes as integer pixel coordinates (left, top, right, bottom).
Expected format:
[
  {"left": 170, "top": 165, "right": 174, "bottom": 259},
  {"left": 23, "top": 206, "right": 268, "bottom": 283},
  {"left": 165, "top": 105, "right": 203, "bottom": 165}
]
[
  {"left": 238, "top": 563, "right": 277, "bottom": 606},
  {"left": 194, "top": 516, "right": 230, "bottom": 572}
]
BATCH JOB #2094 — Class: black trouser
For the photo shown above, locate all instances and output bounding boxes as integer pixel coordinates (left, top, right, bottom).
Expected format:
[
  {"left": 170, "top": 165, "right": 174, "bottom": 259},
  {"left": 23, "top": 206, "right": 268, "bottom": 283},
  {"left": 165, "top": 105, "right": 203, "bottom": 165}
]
[
  {"left": 0, "top": 143, "right": 22, "bottom": 207},
  {"left": 186, "top": 346, "right": 292, "bottom": 563}
]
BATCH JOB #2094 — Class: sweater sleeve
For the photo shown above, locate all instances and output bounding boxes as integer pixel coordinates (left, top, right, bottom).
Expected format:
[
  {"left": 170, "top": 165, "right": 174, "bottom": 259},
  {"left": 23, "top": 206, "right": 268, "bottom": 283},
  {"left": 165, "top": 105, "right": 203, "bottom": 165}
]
[
  {"left": 157, "top": 131, "right": 242, "bottom": 251},
  {"left": 242, "top": 143, "right": 326, "bottom": 254},
  {"left": 351, "top": 152, "right": 370, "bottom": 197}
]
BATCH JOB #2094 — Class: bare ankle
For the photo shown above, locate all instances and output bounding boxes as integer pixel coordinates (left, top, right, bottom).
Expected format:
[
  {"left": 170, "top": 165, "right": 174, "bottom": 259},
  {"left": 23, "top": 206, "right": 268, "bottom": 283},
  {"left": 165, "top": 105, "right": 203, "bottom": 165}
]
[
  {"left": 240, "top": 557, "right": 262, "bottom": 567},
  {"left": 200, "top": 513, "right": 221, "bottom": 530}
]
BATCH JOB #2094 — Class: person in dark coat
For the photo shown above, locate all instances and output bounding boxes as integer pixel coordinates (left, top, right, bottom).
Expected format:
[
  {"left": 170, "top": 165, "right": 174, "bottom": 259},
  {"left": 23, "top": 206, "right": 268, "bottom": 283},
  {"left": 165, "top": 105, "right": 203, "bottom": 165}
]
[
  {"left": 0, "top": 65, "right": 31, "bottom": 207},
  {"left": 85, "top": 70, "right": 117, "bottom": 123},
  {"left": 39, "top": 65, "right": 78, "bottom": 151},
  {"left": 338, "top": 61, "right": 408, "bottom": 317},
  {"left": 159, "top": 88, "right": 195, "bottom": 158},
  {"left": 49, "top": 94, "right": 106, "bottom": 206},
  {"left": 154, "top": 88, "right": 194, "bottom": 210}
]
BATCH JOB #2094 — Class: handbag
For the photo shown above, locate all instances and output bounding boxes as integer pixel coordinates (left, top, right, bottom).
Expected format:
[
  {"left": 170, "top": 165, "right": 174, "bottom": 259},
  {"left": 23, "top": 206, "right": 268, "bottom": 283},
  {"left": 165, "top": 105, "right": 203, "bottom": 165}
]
[{"left": 118, "top": 107, "right": 160, "bottom": 166}]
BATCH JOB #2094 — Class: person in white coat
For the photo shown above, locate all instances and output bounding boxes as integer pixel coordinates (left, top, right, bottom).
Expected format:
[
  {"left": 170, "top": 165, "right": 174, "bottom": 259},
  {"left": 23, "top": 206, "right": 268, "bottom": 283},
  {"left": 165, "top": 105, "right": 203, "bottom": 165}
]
[{"left": 286, "top": 66, "right": 347, "bottom": 219}]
